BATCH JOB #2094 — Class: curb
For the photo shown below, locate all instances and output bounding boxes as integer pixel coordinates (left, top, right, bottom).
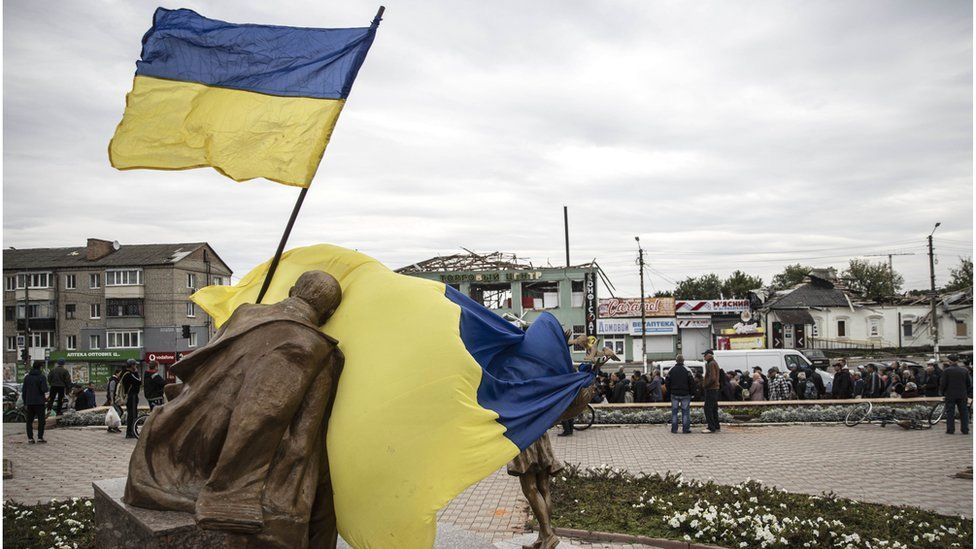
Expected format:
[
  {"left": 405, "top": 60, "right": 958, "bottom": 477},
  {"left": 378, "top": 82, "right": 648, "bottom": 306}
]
[{"left": 552, "top": 526, "right": 727, "bottom": 549}]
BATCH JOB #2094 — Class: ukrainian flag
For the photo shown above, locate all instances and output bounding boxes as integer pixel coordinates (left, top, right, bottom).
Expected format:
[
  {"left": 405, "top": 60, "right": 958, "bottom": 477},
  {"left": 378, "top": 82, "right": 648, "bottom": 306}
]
[
  {"left": 109, "top": 8, "right": 379, "bottom": 187},
  {"left": 192, "top": 244, "right": 594, "bottom": 548}
]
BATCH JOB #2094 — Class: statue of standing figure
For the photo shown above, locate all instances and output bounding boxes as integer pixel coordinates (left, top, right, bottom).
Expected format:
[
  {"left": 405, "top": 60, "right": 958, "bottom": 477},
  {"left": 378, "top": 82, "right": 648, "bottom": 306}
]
[{"left": 125, "top": 271, "right": 344, "bottom": 549}]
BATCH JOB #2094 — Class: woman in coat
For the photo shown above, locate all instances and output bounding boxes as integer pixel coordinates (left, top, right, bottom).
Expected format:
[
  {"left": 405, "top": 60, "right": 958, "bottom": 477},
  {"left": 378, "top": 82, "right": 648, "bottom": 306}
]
[{"left": 748, "top": 372, "right": 765, "bottom": 401}]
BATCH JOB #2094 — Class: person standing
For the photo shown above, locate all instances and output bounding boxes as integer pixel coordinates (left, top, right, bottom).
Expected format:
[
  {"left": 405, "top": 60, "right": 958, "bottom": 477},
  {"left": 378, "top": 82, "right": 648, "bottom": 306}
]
[
  {"left": 632, "top": 371, "right": 649, "bottom": 403},
  {"left": 702, "top": 350, "right": 721, "bottom": 433},
  {"left": 665, "top": 355, "right": 694, "bottom": 434},
  {"left": 121, "top": 359, "right": 142, "bottom": 439},
  {"left": 143, "top": 361, "right": 168, "bottom": 411},
  {"left": 648, "top": 370, "right": 663, "bottom": 403},
  {"left": 767, "top": 368, "right": 793, "bottom": 401},
  {"left": 748, "top": 372, "right": 765, "bottom": 401},
  {"left": 46, "top": 359, "right": 72, "bottom": 416},
  {"left": 832, "top": 363, "right": 853, "bottom": 399},
  {"left": 941, "top": 355, "right": 973, "bottom": 435},
  {"left": 21, "top": 363, "right": 49, "bottom": 444},
  {"left": 753, "top": 367, "right": 769, "bottom": 400},
  {"left": 922, "top": 360, "right": 942, "bottom": 397},
  {"left": 852, "top": 371, "right": 865, "bottom": 398},
  {"left": 864, "top": 364, "right": 883, "bottom": 399}
]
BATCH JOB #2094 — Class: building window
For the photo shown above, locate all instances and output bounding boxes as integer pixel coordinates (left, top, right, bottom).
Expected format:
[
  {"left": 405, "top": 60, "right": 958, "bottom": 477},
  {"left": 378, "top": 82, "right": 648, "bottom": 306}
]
[
  {"left": 469, "top": 283, "right": 511, "bottom": 310},
  {"left": 837, "top": 319, "right": 847, "bottom": 338},
  {"left": 571, "top": 280, "right": 585, "bottom": 307},
  {"left": 188, "top": 332, "right": 198, "bottom": 348},
  {"left": 28, "top": 332, "right": 53, "bottom": 348},
  {"left": 66, "top": 335, "right": 77, "bottom": 350},
  {"left": 65, "top": 304, "right": 76, "bottom": 319},
  {"left": 107, "top": 299, "right": 143, "bottom": 317},
  {"left": 867, "top": 317, "right": 882, "bottom": 338},
  {"left": 17, "top": 303, "right": 43, "bottom": 319},
  {"left": 571, "top": 324, "right": 586, "bottom": 351},
  {"left": 106, "top": 269, "right": 143, "bottom": 286},
  {"left": 956, "top": 319, "right": 968, "bottom": 338},
  {"left": 4, "top": 306, "right": 13, "bottom": 322},
  {"left": 5, "top": 336, "right": 15, "bottom": 351},
  {"left": 187, "top": 273, "right": 197, "bottom": 288},
  {"left": 90, "top": 334, "right": 101, "bottom": 350},
  {"left": 65, "top": 274, "right": 77, "bottom": 289},
  {"left": 90, "top": 273, "right": 101, "bottom": 289},
  {"left": 211, "top": 276, "right": 225, "bottom": 286},
  {"left": 811, "top": 317, "right": 822, "bottom": 338},
  {"left": 90, "top": 303, "right": 101, "bottom": 319},
  {"left": 902, "top": 317, "right": 914, "bottom": 338},
  {"left": 601, "top": 335, "right": 626, "bottom": 358},
  {"left": 186, "top": 302, "right": 196, "bottom": 318},
  {"left": 16, "top": 273, "right": 52, "bottom": 289},
  {"left": 523, "top": 281, "right": 560, "bottom": 310},
  {"left": 5, "top": 277, "right": 14, "bottom": 291},
  {"left": 107, "top": 330, "right": 142, "bottom": 349}
]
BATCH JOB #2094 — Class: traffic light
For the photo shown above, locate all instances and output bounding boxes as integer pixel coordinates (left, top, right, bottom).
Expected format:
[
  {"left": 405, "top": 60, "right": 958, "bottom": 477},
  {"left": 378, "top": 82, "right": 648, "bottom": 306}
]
[
  {"left": 20, "top": 348, "right": 29, "bottom": 363},
  {"left": 182, "top": 325, "right": 191, "bottom": 339}
]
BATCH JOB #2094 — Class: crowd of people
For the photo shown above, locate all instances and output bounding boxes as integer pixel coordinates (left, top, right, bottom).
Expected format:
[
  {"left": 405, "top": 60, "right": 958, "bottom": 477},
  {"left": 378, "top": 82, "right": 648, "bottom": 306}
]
[{"left": 18, "top": 358, "right": 169, "bottom": 443}]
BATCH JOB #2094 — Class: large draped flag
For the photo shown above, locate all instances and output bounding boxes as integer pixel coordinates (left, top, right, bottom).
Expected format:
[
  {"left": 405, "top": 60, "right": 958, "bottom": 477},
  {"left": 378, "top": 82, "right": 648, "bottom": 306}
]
[
  {"left": 192, "top": 244, "right": 594, "bottom": 548},
  {"left": 109, "top": 8, "right": 379, "bottom": 187}
]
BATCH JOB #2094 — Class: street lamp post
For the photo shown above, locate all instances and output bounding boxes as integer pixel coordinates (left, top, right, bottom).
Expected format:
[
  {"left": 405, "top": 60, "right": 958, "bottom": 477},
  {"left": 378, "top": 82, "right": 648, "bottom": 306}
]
[
  {"left": 636, "top": 236, "right": 647, "bottom": 371},
  {"left": 928, "top": 222, "right": 941, "bottom": 358}
]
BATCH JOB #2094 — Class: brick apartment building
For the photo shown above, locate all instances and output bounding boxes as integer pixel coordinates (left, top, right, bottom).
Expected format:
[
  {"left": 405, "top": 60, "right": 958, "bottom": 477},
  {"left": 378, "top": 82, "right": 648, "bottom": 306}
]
[{"left": 3, "top": 238, "right": 232, "bottom": 385}]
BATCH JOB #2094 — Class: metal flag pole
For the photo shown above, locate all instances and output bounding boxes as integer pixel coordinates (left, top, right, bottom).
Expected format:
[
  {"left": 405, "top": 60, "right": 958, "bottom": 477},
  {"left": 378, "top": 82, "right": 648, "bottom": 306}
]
[{"left": 255, "top": 5, "right": 385, "bottom": 304}]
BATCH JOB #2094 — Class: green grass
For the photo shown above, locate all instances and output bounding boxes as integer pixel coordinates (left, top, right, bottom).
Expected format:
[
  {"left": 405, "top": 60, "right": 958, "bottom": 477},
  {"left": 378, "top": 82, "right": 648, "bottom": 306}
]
[
  {"left": 550, "top": 466, "right": 972, "bottom": 548},
  {"left": 3, "top": 498, "right": 95, "bottom": 549}
]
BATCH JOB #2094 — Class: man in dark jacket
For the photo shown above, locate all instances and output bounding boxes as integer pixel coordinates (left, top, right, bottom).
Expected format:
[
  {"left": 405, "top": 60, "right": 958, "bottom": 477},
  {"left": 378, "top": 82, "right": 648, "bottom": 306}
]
[
  {"left": 75, "top": 382, "right": 97, "bottom": 411},
  {"left": 832, "top": 364, "right": 854, "bottom": 399},
  {"left": 632, "top": 372, "right": 649, "bottom": 403},
  {"left": 46, "top": 359, "right": 71, "bottom": 416},
  {"left": 864, "top": 364, "right": 883, "bottom": 398},
  {"left": 121, "top": 359, "right": 142, "bottom": 439},
  {"left": 610, "top": 372, "right": 630, "bottom": 403},
  {"left": 21, "top": 363, "right": 49, "bottom": 443},
  {"left": 143, "top": 362, "right": 168, "bottom": 411},
  {"left": 702, "top": 350, "right": 721, "bottom": 433},
  {"left": 648, "top": 370, "right": 663, "bottom": 402},
  {"left": 923, "top": 362, "right": 942, "bottom": 397},
  {"left": 941, "top": 355, "right": 973, "bottom": 435},
  {"left": 665, "top": 355, "right": 694, "bottom": 434}
]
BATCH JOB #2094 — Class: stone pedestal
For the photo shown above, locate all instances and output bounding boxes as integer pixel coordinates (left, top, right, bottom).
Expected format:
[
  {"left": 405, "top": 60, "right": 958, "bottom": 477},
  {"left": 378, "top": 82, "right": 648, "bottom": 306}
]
[
  {"left": 95, "top": 477, "right": 496, "bottom": 548},
  {"left": 93, "top": 478, "right": 228, "bottom": 548}
]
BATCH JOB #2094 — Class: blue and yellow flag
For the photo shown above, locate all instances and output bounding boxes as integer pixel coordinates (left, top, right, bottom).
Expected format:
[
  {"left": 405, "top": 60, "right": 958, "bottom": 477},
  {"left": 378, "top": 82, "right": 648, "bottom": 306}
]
[
  {"left": 192, "top": 244, "right": 594, "bottom": 548},
  {"left": 109, "top": 8, "right": 379, "bottom": 187}
]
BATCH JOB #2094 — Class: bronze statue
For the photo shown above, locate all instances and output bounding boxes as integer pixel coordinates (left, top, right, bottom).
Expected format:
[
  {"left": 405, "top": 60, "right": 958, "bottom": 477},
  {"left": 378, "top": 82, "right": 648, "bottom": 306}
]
[
  {"left": 124, "top": 271, "right": 344, "bottom": 549},
  {"left": 508, "top": 385, "right": 593, "bottom": 549}
]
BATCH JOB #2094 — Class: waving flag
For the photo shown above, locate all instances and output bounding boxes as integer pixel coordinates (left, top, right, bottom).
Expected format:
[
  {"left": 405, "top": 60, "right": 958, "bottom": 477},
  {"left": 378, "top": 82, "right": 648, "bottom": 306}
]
[
  {"left": 192, "top": 244, "right": 594, "bottom": 548},
  {"left": 109, "top": 8, "right": 379, "bottom": 187}
]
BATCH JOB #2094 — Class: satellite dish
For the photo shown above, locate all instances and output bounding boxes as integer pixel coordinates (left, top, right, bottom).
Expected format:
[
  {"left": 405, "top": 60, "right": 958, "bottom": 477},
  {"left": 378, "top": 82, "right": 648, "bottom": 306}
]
[
  {"left": 112, "top": 240, "right": 121, "bottom": 250},
  {"left": 740, "top": 310, "right": 753, "bottom": 322}
]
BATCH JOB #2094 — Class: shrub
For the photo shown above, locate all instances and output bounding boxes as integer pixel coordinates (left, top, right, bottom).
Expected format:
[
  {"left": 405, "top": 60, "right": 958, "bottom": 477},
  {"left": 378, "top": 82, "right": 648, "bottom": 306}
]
[{"left": 3, "top": 498, "right": 95, "bottom": 549}]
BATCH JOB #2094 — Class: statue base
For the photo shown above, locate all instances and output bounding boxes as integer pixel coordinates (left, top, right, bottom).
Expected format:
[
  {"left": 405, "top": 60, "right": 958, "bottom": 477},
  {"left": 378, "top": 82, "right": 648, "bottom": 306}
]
[{"left": 94, "top": 478, "right": 496, "bottom": 548}]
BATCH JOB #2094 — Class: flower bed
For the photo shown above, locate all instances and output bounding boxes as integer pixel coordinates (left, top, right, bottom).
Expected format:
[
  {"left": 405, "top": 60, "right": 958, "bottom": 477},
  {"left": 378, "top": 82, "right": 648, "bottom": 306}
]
[
  {"left": 550, "top": 466, "right": 972, "bottom": 549},
  {"left": 592, "top": 404, "right": 932, "bottom": 425},
  {"left": 56, "top": 410, "right": 108, "bottom": 428},
  {"left": 3, "top": 498, "right": 95, "bottom": 549}
]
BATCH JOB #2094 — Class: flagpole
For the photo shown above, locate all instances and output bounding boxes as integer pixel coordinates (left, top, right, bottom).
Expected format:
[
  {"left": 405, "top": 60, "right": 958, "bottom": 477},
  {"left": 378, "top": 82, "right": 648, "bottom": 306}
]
[{"left": 255, "top": 5, "right": 385, "bottom": 304}]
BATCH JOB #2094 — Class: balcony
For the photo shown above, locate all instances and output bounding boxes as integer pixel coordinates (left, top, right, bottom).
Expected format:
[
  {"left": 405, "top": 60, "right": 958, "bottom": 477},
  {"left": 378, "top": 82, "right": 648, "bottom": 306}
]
[
  {"left": 105, "top": 285, "right": 145, "bottom": 299},
  {"left": 15, "top": 288, "right": 54, "bottom": 301},
  {"left": 105, "top": 316, "right": 146, "bottom": 329}
]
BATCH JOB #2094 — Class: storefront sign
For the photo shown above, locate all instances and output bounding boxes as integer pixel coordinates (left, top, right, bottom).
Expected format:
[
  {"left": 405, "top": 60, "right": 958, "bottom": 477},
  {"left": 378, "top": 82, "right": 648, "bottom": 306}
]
[
  {"left": 49, "top": 349, "right": 142, "bottom": 362},
  {"left": 677, "top": 317, "right": 711, "bottom": 329},
  {"left": 674, "top": 300, "right": 750, "bottom": 314},
  {"left": 439, "top": 271, "right": 542, "bottom": 284},
  {"left": 145, "top": 351, "right": 178, "bottom": 364},
  {"left": 728, "top": 335, "right": 765, "bottom": 350},
  {"left": 596, "top": 318, "right": 630, "bottom": 335},
  {"left": 628, "top": 318, "right": 677, "bottom": 336},
  {"left": 584, "top": 272, "right": 597, "bottom": 337},
  {"left": 598, "top": 297, "right": 675, "bottom": 318}
]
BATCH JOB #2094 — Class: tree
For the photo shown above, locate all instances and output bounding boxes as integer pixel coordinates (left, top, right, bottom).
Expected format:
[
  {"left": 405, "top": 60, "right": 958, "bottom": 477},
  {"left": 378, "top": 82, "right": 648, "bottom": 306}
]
[
  {"left": 842, "top": 259, "right": 903, "bottom": 301},
  {"left": 945, "top": 257, "right": 973, "bottom": 292},
  {"left": 722, "top": 270, "right": 763, "bottom": 298},
  {"left": 673, "top": 273, "right": 723, "bottom": 300},
  {"left": 652, "top": 290, "right": 673, "bottom": 298},
  {"left": 770, "top": 264, "right": 812, "bottom": 290}
]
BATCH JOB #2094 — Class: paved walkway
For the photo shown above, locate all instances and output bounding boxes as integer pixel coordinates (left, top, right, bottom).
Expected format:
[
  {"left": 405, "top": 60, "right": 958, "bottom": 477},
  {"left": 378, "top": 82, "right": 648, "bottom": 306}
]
[{"left": 4, "top": 423, "right": 971, "bottom": 547}]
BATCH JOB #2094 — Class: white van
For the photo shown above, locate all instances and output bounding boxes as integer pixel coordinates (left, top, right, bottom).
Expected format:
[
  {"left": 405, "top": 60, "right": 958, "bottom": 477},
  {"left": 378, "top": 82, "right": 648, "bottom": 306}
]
[{"left": 712, "top": 349, "right": 833, "bottom": 393}]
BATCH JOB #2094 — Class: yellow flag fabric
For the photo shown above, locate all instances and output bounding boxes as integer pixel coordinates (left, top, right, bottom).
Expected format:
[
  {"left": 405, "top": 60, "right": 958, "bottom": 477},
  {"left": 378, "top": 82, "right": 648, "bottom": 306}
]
[
  {"left": 109, "top": 76, "right": 345, "bottom": 187},
  {"left": 191, "top": 245, "right": 519, "bottom": 548}
]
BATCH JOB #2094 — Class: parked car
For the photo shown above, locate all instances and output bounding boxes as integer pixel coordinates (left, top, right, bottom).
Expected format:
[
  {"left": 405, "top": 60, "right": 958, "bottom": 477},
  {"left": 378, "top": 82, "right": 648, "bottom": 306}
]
[
  {"left": 659, "top": 360, "right": 705, "bottom": 378},
  {"left": 713, "top": 349, "right": 834, "bottom": 394},
  {"left": 800, "top": 349, "right": 830, "bottom": 369}
]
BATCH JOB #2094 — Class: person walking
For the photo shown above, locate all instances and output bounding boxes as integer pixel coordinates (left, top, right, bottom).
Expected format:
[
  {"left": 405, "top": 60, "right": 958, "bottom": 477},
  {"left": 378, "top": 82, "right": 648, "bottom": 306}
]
[
  {"left": 121, "top": 359, "right": 142, "bottom": 439},
  {"left": 940, "top": 355, "right": 973, "bottom": 435},
  {"left": 832, "top": 364, "right": 854, "bottom": 399},
  {"left": 665, "top": 355, "right": 694, "bottom": 434},
  {"left": 21, "top": 363, "right": 49, "bottom": 444},
  {"left": 46, "top": 358, "right": 71, "bottom": 416},
  {"left": 748, "top": 372, "right": 765, "bottom": 401},
  {"left": 702, "top": 350, "right": 721, "bottom": 433}
]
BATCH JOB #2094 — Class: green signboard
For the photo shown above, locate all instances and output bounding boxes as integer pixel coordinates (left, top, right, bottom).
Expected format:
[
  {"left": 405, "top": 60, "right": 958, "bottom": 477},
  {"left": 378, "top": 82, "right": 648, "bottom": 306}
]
[{"left": 48, "top": 349, "right": 142, "bottom": 362}]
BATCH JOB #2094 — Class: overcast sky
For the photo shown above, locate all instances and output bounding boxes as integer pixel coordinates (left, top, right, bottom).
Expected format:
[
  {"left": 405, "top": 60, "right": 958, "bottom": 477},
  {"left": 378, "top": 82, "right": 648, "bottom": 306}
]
[{"left": 3, "top": 0, "right": 973, "bottom": 296}]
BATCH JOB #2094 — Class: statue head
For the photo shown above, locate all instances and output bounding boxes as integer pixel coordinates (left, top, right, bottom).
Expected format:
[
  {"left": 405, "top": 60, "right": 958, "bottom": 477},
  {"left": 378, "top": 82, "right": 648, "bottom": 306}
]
[{"left": 289, "top": 271, "right": 342, "bottom": 326}]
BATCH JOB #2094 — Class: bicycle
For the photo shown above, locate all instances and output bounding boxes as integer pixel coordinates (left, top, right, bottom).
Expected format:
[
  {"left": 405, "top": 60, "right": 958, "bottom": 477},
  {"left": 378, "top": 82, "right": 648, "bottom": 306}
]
[
  {"left": 928, "top": 400, "right": 974, "bottom": 427},
  {"left": 119, "top": 410, "right": 151, "bottom": 438},
  {"left": 572, "top": 404, "right": 595, "bottom": 431},
  {"left": 844, "top": 401, "right": 898, "bottom": 428}
]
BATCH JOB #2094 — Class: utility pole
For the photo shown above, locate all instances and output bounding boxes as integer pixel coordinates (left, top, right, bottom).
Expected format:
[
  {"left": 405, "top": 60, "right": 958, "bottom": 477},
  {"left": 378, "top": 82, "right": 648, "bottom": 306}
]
[
  {"left": 563, "top": 206, "right": 570, "bottom": 267},
  {"left": 928, "top": 223, "right": 941, "bottom": 358},
  {"left": 636, "top": 236, "right": 647, "bottom": 371}
]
